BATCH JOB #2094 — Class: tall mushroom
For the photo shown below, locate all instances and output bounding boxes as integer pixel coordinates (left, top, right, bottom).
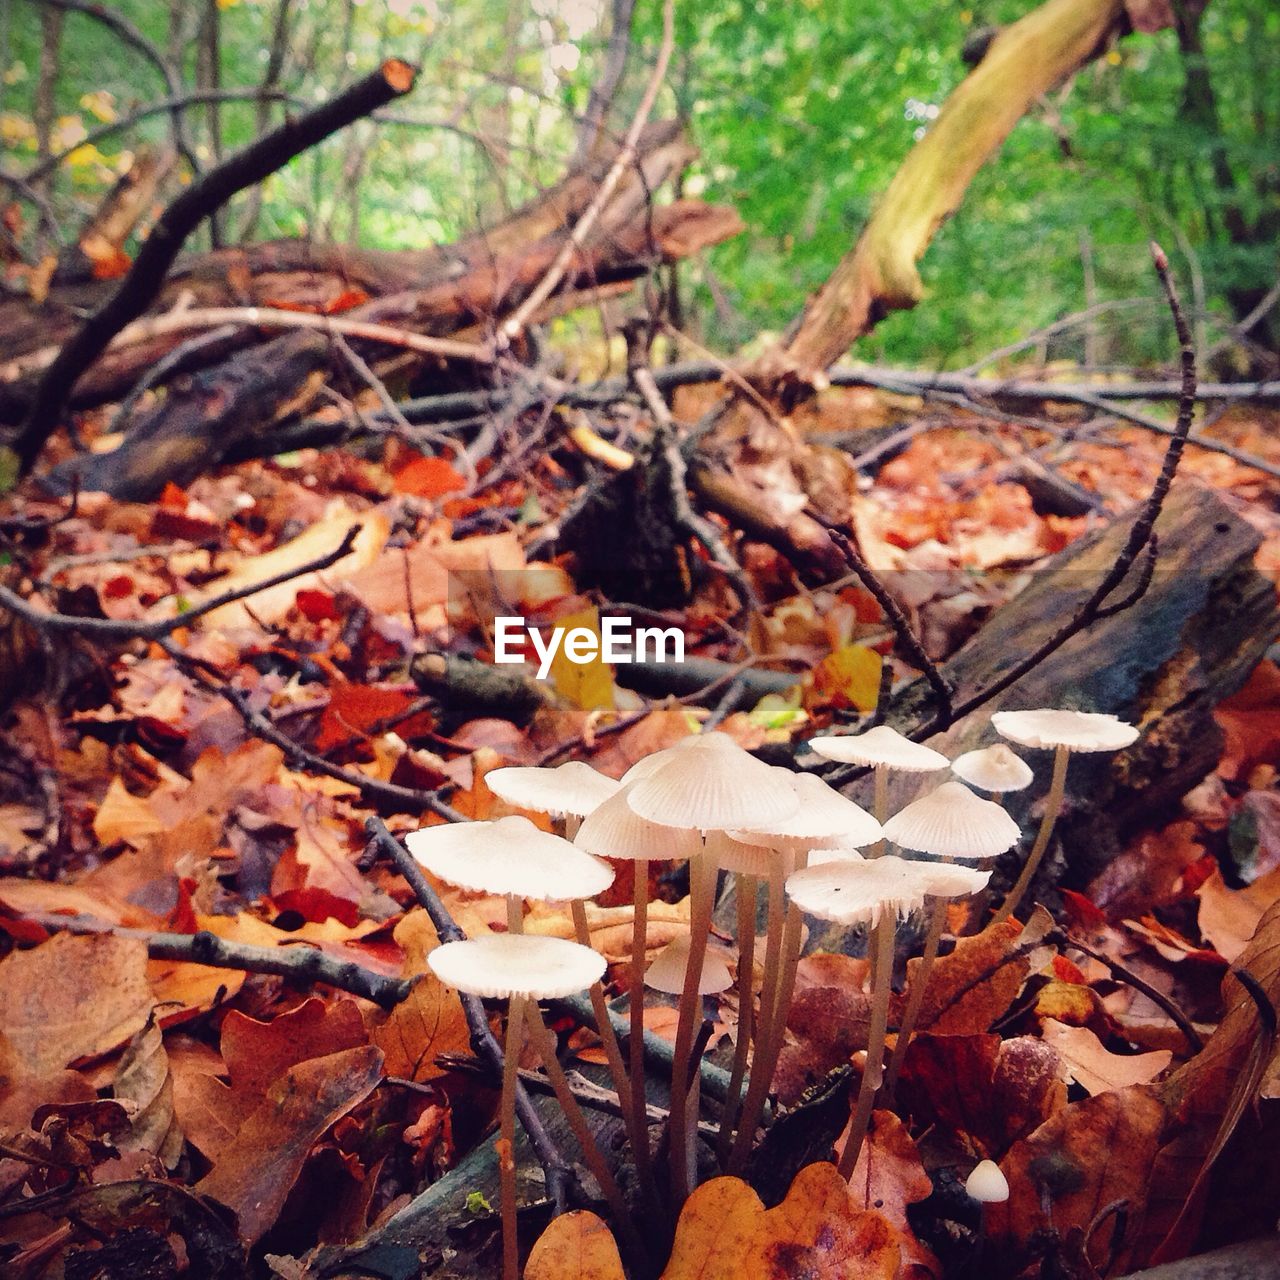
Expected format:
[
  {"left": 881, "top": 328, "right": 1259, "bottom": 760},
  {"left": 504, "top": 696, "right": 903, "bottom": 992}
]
[
  {"left": 723, "top": 771, "right": 882, "bottom": 1173},
  {"left": 406, "top": 817, "right": 629, "bottom": 1273},
  {"left": 878, "top": 780, "right": 1021, "bottom": 1096},
  {"left": 429, "top": 935, "right": 627, "bottom": 1280},
  {"left": 484, "top": 764, "right": 630, "bottom": 1135},
  {"left": 785, "top": 855, "right": 990, "bottom": 1177},
  {"left": 989, "top": 709, "right": 1138, "bottom": 923},
  {"left": 573, "top": 783, "right": 701, "bottom": 1208},
  {"left": 624, "top": 732, "right": 798, "bottom": 1203}
]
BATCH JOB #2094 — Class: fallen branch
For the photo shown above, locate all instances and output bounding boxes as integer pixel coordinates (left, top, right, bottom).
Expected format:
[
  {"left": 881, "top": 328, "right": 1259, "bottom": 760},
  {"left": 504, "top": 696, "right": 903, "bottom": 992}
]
[
  {"left": 29, "top": 915, "right": 412, "bottom": 1009},
  {"left": 0, "top": 526, "right": 360, "bottom": 642},
  {"left": 9, "top": 58, "right": 417, "bottom": 474}
]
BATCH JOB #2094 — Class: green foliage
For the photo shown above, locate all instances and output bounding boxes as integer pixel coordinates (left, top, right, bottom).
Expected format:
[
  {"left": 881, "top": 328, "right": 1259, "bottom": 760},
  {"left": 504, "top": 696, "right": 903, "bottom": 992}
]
[{"left": 1, "top": 0, "right": 1274, "bottom": 369}]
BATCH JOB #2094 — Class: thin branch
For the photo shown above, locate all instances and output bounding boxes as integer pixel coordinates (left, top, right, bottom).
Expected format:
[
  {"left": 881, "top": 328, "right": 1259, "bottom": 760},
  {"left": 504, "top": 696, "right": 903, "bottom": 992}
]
[
  {"left": 10, "top": 58, "right": 417, "bottom": 475},
  {"left": 916, "top": 240, "right": 1199, "bottom": 735},
  {"left": 499, "top": 0, "right": 673, "bottom": 342},
  {"left": 160, "top": 639, "right": 464, "bottom": 823},
  {"left": 2, "top": 304, "right": 489, "bottom": 387},
  {"left": 0, "top": 526, "right": 361, "bottom": 642},
  {"left": 32, "top": 0, "right": 198, "bottom": 174},
  {"left": 21, "top": 88, "right": 293, "bottom": 188},
  {"left": 1059, "top": 929, "right": 1202, "bottom": 1052},
  {"left": 364, "top": 818, "right": 575, "bottom": 1211},
  {"left": 827, "top": 527, "right": 953, "bottom": 727},
  {"left": 32, "top": 914, "right": 411, "bottom": 1009}
]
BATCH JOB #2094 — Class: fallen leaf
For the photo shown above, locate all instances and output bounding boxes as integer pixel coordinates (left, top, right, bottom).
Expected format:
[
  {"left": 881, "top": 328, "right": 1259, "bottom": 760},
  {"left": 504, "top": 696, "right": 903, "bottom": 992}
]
[
  {"left": 392, "top": 454, "right": 467, "bottom": 498},
  {"left": 1195, "top": 864, "right": 1280, "bottom": 962},
  {"left": 845, "top": 1110, "right": 940, "bottom": 1277},
  {"left": 195, "top": 1043, "right": 383, "bottom": 1246},
  {"left": 910, "top": 917, "right": 1031, "bottom": 1036},
  {"left": 369, "top": 910, "right": 471, "bottom": 1081},
  {"left": 526, "top": 1210, "right": 625, "bottom": 1280},
  {"left": 662, "top": 1164, "right": 898, "bottom": 1279},
  {"left": 987, "top": 1085, "right": 1167, "bottom": 1275},
  {"left": 92, "top": 776, "right": 166, "bottom": 845},
  {"left": 0, "top": 933, "right": 152, "bottom": 1076},
  {"left": 547, "top": 605, "right": 616, "bottom": 713},
  {"left": 1040, "top": 1020, "right": 1172, "bottom": 1095},
  {"left": 113, "top": 1015, "right": 183, "bottom": 1168}
]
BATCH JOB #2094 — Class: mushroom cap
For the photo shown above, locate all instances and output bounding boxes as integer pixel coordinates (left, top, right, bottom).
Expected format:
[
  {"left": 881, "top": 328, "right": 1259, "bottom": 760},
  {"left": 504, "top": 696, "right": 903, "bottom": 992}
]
[
  {"left": 573, "top": 784, "right": 703, "bottom": 863},
  {"left": 785, "top": 855, "right": 989, "bottom": 926},
  {"left": 644, "top": 934, "right": 734, "bottom": 995},
  {"left": 705, "top": 829, "right": 781, "bottom": 876},
  {"left": 808, "top": 725, "right": 949, "bottom": 772},
  {"left": 405, "top": 815, "right": 614, "bottom": 901},
  {"left": 991, "top": 708, "right": 1139, "bottom": 753},
  {"left": 731, "top": 771, "right": 883, "bottom": 850},
  {"left": 625, "top": 733, "right": 800, "bottom": 831},
  {"left": 619, "top": 735, "right": 701, "bottom": 784},
  {"left": 428, "top": 934, "right": 605, "bottom": 999},
  {"left": 950, "top": 744, "right": 1034, "bottom": 794},
  {"left": 964, "top": 1159, "right": 1010, "bottom": 1204},
  {"left": 485, "top": 760, "right": 620, "bottom": 817},
  {"left": 881, "top": 780, "right": 1022, "bottom": 860}
]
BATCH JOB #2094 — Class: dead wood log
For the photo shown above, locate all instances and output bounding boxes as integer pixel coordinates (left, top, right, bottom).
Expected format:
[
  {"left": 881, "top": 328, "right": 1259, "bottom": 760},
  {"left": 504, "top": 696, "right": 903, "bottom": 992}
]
[
  {"left": 39, "top": 199, "right": 738, "bottom": 500},
  {"left": 8, "top": 59, "right": 420, "bottom": 476},
  {"left": 772, "top": 482, "right": 1279, "bottom": 953}
]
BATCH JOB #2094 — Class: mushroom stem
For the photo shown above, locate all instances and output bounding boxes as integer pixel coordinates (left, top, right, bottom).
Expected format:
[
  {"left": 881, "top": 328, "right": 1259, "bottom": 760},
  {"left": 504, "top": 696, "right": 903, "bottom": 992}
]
[
  {"left": 727, "top": 857, "right": 787, "bottom": 1175},
  {"left": 717, "top": 871, "right": 758, "bottom": 1165},
  {"left": 500, "top": 993, "right": 525, "bottom": 1280},
  {"left": 521, "top": 998, "right": 648, "bottom": 1268},
  {"left": 838, "top": 911, "right": 895, "bottom": 1180},
  {"left": 629, "top": 866, "right": 657, "bottom": 1204},
  {"left": 993, "top": 743, "right": 1070, "bottom": 924},
  {"left": 880, "top": 895, "right": 946, "bottom": 1100},
  {"left": 506, "top": 894, "right": 524, "bottom": 936},
  {"left": 571, "top": 898, "right": 632, "bottom": 1119},
  {"left": 668, "top": 851, "right": 718, "bottom": 1205}
]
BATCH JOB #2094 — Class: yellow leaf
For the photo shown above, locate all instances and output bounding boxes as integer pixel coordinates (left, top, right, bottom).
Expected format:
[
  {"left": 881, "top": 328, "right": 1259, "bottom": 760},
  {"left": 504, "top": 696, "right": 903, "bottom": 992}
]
[
  {"left": 808, "top": 643, "right": 882, "bottom": 713},
  {"left": 548, "top": 605, "right": 615, "bottom": 713},
  {"left": 526, "top": 1211, "right": 625, "bottom": 1280}
]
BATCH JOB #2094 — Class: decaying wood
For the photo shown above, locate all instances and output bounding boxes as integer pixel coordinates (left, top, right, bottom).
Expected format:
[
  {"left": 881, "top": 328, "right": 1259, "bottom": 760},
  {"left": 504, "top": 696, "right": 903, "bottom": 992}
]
[{"left": 779, "top": 482, "right": 1279, "bottom": 953}]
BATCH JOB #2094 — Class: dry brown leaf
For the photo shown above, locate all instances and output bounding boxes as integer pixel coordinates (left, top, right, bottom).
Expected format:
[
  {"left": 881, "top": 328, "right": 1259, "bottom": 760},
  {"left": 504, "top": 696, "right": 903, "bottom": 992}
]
[
  {"left": 114, "top": 1015, "right": 183, "bottom": 1168},
  {"left": 845, "top": 1110, "right": 939, "bottom": 1278},
  {"left": 369, "top": 910, "right": 471, "bottom": 1081},
  {"left": 987, "top": 1085, "right": 1168, "bottom": 1275},
  {"left": 194, "top": 1043, "right": 383, "bottom": 1246},
  {"left": 92, "top": 776, "right": 167, "bottom": 845},
  {"left": 911, "top": 916, "right": 1032, "bottom": 1035},
  {"left": 1195, "top": 864, "right": 1280, "bottom": 962},
  {"left": 0, "top": 933, "right": 152, "bottom": 1076},
  {"left": 1040, "top": 1020, "right": 1172, "bottom": 1096}
]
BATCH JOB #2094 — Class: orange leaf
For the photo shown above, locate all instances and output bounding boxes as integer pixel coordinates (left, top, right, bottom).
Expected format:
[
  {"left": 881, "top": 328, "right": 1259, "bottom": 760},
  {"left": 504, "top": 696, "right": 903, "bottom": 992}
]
[
  {"left": 314, "top": 682, "right": 419, "bottom": 752},
  {"left": 526, "top": 1211, "right": 625, "bottom": 1280},
  {"left": 392, "top": 454, "right": 467, "bottom": 498}
]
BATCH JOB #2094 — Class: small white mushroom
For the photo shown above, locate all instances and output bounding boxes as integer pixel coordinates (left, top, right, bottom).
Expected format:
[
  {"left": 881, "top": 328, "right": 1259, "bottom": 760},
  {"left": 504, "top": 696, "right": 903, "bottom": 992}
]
[
  {"left": 965, "top": 1158, "right": 1010, "bottom": 1204},
  {"left": 950, "top": 743, "right": 1034, "bottom": 797}
]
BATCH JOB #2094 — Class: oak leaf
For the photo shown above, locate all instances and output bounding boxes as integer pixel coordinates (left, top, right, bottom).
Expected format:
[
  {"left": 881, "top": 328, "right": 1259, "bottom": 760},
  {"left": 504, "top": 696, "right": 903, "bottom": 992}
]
[{"left": 526, "top": 1210, "right": 625, "bottom": 1280}]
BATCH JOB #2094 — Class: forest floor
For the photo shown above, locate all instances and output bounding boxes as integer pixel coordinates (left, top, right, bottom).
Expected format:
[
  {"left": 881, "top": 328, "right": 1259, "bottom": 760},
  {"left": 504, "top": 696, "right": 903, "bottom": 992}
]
[{"left": 1, "top": 380, "right": 1279, "bottom": 1278}]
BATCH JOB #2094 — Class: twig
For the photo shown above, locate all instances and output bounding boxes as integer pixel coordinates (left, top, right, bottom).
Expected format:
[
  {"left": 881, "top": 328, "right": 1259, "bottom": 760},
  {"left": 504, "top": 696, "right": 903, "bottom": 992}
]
[
  {"left": 10, "top": 58, "right": 418, "bottom": 475},
  {"left": 33, "top": 0, "right": 198, "bottom": 174},
  {"left": 826, "top": 528, "right": 953, "bottom": 726},
  {"left": 498, "top": 0, "right": 673, "bottom": 342},
  {"left": 2, "top": 305, "right": 490, "bottom": 386},
  {"left": 1058, "top": 929, "right": 1202, "bottom": 1052},
  {"left": 31, "top": 914, "right": 412, "bottom": 1009},
  {"left": 364, "top": 818, "right": 575, "bottom": 1212},
  {"left": 0, "top": 526, "right": 362, "bottom": 642},
  {"left": 914, "top": 241, "right": 1199, "bottom": 736},
  {"left": 161, "top": 641, "right": 464, "bottom": 823}
]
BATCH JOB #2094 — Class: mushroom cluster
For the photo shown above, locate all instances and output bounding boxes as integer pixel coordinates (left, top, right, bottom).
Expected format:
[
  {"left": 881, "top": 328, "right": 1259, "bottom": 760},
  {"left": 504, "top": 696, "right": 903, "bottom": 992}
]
[{"left": 399, "top": 706, "right": 1137, "bottom": 1271}]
